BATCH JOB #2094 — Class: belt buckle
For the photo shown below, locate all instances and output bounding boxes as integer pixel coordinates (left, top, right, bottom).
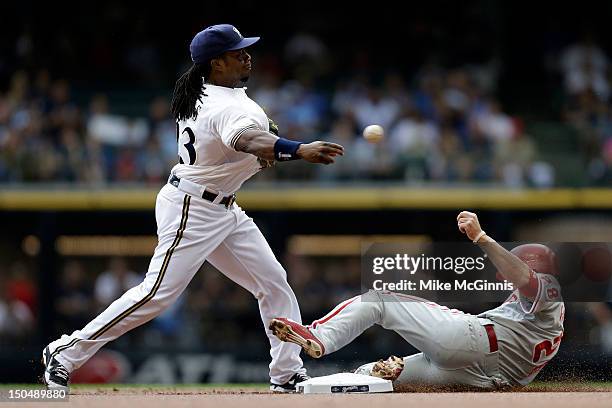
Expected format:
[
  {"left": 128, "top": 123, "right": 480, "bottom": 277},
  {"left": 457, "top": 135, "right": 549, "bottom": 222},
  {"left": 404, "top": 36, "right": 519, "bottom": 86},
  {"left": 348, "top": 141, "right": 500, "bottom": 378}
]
[{"left": 226, "top": 194, "right": 236, "bottom": 208}]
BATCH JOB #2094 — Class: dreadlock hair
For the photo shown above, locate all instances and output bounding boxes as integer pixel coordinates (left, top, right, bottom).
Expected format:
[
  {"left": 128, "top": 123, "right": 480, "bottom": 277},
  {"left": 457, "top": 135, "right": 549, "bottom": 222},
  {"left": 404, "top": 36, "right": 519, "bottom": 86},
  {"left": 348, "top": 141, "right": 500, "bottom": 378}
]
[{"left": 171, "top": 62, "right": 212, "bottom": 121}]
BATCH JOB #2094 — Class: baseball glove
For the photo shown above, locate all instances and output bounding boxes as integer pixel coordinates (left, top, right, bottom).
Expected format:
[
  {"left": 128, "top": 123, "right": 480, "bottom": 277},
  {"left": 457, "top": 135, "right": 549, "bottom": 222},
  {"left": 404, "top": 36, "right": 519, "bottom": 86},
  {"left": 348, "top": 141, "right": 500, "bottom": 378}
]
[
  {"left": 258, "top": 117, "right": 280, "bottom": 168},
  {"left": 268, "top": 117, "right": 280, "bottom": 136}
]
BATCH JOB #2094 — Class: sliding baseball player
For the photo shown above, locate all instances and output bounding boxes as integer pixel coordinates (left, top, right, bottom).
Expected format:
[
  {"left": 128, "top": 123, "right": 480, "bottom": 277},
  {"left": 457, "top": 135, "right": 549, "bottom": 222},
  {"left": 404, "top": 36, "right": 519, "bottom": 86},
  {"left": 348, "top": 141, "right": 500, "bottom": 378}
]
[{"left": 271, "top": 211, "right": 564, "bottom": 390}]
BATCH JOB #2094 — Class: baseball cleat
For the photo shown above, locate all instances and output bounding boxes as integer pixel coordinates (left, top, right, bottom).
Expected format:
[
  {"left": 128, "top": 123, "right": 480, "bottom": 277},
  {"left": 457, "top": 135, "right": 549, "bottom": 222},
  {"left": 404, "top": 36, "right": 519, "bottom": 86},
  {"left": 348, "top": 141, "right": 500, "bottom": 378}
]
[
  {"left": 370, "top": 355, "right": 405, "bottom": 381},
  {"left": 41, "top": 346, "right": 70, "bottom": 391},
  {"left": 269, "top": 372, "right": 310, "bottom": 393},
  {"left": 269, "top": 318, "right": 325, "bottom": 358}
]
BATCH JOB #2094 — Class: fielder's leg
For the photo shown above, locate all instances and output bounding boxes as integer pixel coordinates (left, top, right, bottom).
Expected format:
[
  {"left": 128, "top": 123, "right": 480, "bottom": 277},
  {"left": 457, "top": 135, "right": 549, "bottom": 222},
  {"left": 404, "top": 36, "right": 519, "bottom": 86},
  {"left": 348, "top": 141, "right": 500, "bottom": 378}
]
[
  {"left": 45, "top": 186, "right": 235, "bottom": 379},
  {"left": 206, "top": 206, "right": 305, "bottom": 387}
]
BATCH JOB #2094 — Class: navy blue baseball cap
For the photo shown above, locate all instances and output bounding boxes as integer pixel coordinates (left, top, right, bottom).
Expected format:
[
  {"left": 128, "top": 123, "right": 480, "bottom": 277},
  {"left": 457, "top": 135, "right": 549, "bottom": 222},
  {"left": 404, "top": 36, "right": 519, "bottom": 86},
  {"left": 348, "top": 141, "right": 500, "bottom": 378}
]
[{"left": 190, "top": 24, "right": 260, "bottom": 64}]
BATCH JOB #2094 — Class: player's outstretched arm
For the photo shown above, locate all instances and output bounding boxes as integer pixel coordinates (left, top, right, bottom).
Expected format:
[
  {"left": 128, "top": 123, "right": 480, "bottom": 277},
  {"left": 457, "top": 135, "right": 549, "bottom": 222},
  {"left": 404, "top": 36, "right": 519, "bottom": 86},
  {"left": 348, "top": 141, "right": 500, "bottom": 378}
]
[
  {"left": 235, "top": 130, "right": 344, "bottom": 164},
  {"left": 456, "top": 210, "right": 531, "bottom": 288}
]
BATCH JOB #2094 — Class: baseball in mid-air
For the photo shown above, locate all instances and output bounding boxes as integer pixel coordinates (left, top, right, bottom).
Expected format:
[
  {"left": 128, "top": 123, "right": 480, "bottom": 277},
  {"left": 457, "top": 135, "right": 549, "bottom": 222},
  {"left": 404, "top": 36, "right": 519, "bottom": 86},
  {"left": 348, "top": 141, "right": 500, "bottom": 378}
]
[{"left": 363, "top": 124, "right": 384, "bottom": 143}]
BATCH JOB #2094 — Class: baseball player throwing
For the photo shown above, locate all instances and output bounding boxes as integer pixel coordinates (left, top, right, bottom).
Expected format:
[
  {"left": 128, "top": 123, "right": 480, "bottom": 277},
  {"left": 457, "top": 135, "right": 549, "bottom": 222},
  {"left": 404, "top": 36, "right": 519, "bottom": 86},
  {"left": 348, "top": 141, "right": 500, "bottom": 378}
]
[
  {"left": 42, "top": 24, "right": 343, "bottom": 393},
  {"left": 270, "top": 211, "right": 565, "bottom": 390}
]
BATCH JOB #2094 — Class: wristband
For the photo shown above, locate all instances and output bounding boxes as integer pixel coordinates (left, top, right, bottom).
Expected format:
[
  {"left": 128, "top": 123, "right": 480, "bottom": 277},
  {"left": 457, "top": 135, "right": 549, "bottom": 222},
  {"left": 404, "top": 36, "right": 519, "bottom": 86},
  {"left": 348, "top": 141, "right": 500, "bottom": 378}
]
[
  {"left": 274, "top": 138, "right": 303, "bottom": 161},
  {"left": 473, "top": 231, "right": 487, "bottom": 244}
]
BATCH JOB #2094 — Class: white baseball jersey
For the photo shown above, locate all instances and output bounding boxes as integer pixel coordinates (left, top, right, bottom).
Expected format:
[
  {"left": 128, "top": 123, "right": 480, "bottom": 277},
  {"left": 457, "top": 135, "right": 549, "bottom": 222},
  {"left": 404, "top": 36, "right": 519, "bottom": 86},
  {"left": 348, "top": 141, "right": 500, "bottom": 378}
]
[
  {"left": 478, "top": 272, "right": 565, "bottom": 386},
  {"left": 171, "top": 84, "right": 270, "bottom": 194},
  {"left": 46, "top": 83, "right": 307, "bottom": 385}
]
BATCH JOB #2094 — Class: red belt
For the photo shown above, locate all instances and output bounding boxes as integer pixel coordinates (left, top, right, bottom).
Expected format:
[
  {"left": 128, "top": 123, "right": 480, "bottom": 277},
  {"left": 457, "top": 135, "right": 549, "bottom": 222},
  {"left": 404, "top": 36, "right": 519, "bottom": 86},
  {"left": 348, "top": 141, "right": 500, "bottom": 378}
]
[{"left": 484, "top": 324, "right": 498, "bottom": 352}]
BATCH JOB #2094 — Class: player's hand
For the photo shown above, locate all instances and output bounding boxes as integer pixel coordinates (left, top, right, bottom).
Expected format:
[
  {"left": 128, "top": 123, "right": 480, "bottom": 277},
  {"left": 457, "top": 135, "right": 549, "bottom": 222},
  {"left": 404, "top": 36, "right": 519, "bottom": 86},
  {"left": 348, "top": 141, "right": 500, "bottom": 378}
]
[
  {"left": 457, "top": 211, "right": 483, "bottom": 241},
  {"left": 297, "top": 141, "right": 344, "bottom": 164}
]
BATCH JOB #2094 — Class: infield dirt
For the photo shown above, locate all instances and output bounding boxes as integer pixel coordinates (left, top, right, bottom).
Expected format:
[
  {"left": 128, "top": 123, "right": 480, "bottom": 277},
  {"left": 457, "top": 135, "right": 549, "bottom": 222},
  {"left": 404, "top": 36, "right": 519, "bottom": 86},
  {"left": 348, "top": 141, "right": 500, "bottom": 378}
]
[{"left": 12, "top": 385, "right": 612, "bottom": 408}]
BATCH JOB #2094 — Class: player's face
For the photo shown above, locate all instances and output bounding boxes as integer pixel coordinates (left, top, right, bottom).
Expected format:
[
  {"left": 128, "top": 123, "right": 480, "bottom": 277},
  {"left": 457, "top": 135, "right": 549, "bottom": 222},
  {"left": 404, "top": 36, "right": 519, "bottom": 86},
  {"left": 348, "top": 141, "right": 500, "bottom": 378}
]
[{"left": 221, "top": 49, "right": 252, "bottom": 83}]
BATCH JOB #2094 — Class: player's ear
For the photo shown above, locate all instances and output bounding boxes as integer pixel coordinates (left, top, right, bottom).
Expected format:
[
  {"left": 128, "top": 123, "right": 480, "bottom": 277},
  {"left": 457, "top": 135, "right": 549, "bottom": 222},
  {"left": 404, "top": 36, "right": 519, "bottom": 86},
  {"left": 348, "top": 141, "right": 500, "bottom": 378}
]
[{"left": 210, "top": 57, "right": 224, "bottom": 72}]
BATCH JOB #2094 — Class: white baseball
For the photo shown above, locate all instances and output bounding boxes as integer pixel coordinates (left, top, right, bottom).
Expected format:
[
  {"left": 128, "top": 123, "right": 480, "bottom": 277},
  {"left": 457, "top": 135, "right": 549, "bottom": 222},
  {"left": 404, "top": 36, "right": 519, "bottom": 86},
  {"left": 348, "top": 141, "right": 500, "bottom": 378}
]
[{"left": 363, "top": 124, "right": 384, "bottom": 143}]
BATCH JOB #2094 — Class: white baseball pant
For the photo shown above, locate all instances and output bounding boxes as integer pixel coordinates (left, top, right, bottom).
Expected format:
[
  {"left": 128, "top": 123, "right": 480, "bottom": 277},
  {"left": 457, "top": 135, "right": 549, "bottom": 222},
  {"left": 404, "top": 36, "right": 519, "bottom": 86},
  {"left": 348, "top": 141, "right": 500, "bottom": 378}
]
[
  {"left": 48, "top": 183, "right": 305, "bottom": 384},
  {"left": 309, "top": 290, "right": 511, "bottom": 389}
]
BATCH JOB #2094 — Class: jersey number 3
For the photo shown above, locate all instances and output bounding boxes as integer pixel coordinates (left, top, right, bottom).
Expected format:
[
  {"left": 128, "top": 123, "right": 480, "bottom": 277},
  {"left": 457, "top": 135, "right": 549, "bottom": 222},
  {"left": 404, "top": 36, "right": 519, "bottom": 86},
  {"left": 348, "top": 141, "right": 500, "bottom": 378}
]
[{"left": 178, "top": 126, "right": 196, "bottom": 165}]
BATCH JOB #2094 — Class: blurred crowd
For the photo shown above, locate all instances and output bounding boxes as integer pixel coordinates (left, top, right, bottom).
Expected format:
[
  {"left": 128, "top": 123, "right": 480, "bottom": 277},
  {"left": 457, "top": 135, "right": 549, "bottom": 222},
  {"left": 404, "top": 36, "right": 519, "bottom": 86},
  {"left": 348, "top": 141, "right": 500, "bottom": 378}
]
[
  {"left": 556, "top": 34, "right": 612, "bottom": 185},
  {"left": 259, "top": 66, "right": 555, "bottom": 187},
  {"left": 0, "top": 71, "right": 176, "bottom": 185},
  {"left": 0, "top": 65, "right": 552, "bottom": 187},
  {"left": 1, "top": 0, "right": 612, "bottom": 188},
  {"left": 0, "top": 31, "right": 609, "bottom": 187}
]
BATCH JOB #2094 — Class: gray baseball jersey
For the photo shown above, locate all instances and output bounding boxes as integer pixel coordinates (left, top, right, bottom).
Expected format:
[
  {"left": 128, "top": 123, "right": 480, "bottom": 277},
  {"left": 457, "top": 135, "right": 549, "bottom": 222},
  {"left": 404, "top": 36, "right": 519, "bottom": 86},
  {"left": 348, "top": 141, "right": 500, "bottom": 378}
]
[
  {"left": 478, "top": 272, "right": 565, "bottom": 386},
  {"left": 306, "top": 272, "right": 564, "bottom": 389}
]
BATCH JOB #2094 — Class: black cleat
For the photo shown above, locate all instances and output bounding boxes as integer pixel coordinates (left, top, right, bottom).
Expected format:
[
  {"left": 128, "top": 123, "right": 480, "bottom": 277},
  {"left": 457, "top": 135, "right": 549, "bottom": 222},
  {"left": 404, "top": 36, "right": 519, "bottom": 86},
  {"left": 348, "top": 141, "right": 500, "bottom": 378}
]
[
  {"left": 269, "top": 372, "right": 310, "bottom": 393},
  {"left": 41, "top": 346, "right": 70, "bottom": 391}
]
